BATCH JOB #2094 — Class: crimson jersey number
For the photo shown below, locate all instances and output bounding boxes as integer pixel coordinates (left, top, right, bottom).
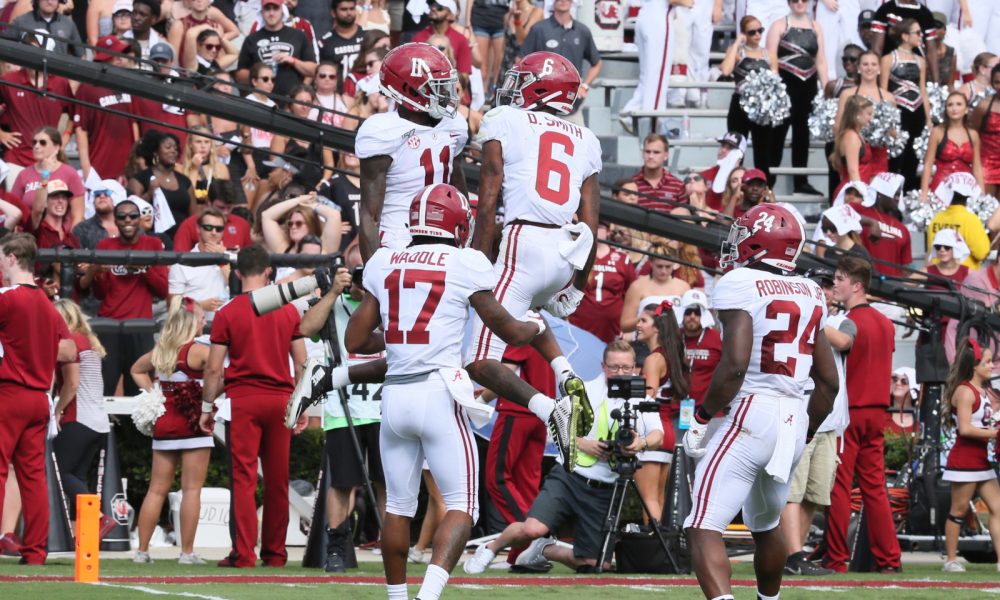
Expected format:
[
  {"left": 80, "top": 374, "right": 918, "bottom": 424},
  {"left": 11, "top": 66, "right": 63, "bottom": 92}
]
[
  {"left": 384, "top": 269, "right": 446, "bottom": 345},
  {"left": 536, "top": 131, "right": 575, "bottom": 205},
  {"left": 759, "top": 300, "right": 823, "bottom": 377},
  {"left": 420, "top": 146, "right": 451, "bottom": 186}
]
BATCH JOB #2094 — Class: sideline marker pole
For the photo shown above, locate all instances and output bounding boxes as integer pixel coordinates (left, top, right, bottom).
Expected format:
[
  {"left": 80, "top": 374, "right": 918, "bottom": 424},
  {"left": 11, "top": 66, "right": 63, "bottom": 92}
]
[{"left": 75, "top": 494, "right": 100, "bottom": 582}]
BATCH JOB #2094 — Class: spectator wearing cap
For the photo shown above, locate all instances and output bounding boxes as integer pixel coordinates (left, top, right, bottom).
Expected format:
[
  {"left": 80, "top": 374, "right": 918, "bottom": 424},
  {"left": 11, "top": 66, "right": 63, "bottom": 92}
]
[
  {"left": 123, "top": 0, "right": 168, "bottom": 66},
  {"left": 86, "top": 0, "right": 134, "bottom": 45},
  {"left": 129, "top": 44, "right": 197, "bottom": 150},
  {"left": 74, "top": 35, "right": 138, "bottom": 181},
  {"left": 26, "top": 178, "right": 79, "bottom": 252},
  {"left": 855, "top": 172, "right": 912, "bottom": 277},
  {"left": 631, "top": 133, "right": 685, "bottom": 212},
  {"left": 886, "top": 365, "right": 917, "bottom": 436},
  {"left": 819, "top": 203, "right": 870, "bottom": 260},
  {"left": 72, "top": 180, "right": 125, "bottom": 250},
  {"left": 131, "top": 195, "right": 176, "bottom": 250},
  {"left": 674, "top": 289, "right": 721, "bottom": 424},
  {"left": 871, "top": 0, "right": 941, "bottom": 82},
  {"left": 519, "top": 0, "right": 601, "bottom": 123},
  {"left": 168, "top": 208, "right": 231, "bottom": 323},
  {"left": 412, "top": 0, "right": 472, "bottom": 75},
  {"left": 920, "top": 228, "right": 970, "bottom": 288},
  {"left": 927, "top": 175, "right": 991, "bottom": 268},
  {"left": 732, "top": 168, "right": 773, "bottom": 218},
  {"left": 857, "top": 9, "right": 876, "bottom": 50},
  {"left": 246, "top": 0, "right": 322, "bottom": 58},
  {"left": 7, "top": 0, "right": 85, "bottom": 57},
  {"left": 0, "top": 36, "right": 74, "bottom": 180},
  {"left": 568, "top": 221, "right": 636, "bottom": 343},
  {"left": 78, "top": 198, "right": 169, "bottom": 396},
  {"left": 701, "top": 132, "right": 746, "bottom": 212},
  {"left": 254, "top": 154, "right": 303, "bottom": 208},
  {"left": 174, "top": 179, "right": 253, "bottom": 252},
  {"left": 9, "top": 127, "right": 85, "bottom": 226},
  {"left": 236, "top": 0, "right": 318, "bottom": 97}
]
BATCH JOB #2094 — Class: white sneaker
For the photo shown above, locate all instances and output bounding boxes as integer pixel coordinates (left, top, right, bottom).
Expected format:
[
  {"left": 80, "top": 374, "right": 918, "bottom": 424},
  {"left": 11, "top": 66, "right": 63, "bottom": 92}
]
[
  {"left": 462, "top": 544, "right": 496, "bottom": 574},
  {"left": 618, "top": 114, "right": 634, "bottom": 134},
  {"left": 178, "top": 552, "right": 206, "bottom": 565},
  {"left": 514, "top": 537, "right": 555, "bottom": 572},
  {"left": 942, "top": 559, "right": 966, "bottom": 572},
  {"left": 547, "top": 396, "right": 580, "bottom": 469},
  {"left": 408, "top": 546, "right": 426, "bottom": 564},
  {"left": 132, "top": 551, "right": 152, "bottom": 563},
  {"left": 286, "top": 358, "right": 329, "bottom": 428}
]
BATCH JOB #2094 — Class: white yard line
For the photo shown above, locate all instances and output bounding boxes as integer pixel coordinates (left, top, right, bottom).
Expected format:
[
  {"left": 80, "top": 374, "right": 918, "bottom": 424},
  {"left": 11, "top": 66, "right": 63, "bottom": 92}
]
[{"left": 96, "top": 582, "right": 230, "bottom": 600}]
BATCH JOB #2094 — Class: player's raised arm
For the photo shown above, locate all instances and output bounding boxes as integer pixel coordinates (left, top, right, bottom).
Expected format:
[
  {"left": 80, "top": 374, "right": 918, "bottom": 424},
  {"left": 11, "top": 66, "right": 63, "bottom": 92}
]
[
  {"left": 699, "top": 309, "right": 753, "bottom": 417},
  {"left": 573, "top": 172, "right": 601, "bottom": 290},
  {"left": 344, "top": 291, "right": 386, "bottom": 355},
  {"left": 471, "top": 139, "right": 503, "bottom": 259},
  {"left": 359, "top": 155, "right": 392, "bottom": 261},
  {"left": 469, "top": 290, "right": 544, "bottom": 346},
  {"left": 806, "top": 328, "right": 839, "bottom": 436}
]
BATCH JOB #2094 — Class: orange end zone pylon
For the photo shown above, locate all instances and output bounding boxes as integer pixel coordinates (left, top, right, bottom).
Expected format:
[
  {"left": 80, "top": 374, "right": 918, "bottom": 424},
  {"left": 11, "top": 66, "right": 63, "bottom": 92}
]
[{"left": 75, "top": 494, "right": 100, "bottom": 582}]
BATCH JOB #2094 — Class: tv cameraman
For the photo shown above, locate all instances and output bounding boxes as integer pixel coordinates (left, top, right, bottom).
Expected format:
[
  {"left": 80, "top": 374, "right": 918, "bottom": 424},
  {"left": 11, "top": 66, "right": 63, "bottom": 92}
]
[
  {"left": 296, "top": 245, "right": 387, "bottom": 572},
  {"left": 463, "top": 341, "right": 664, "bottom": 573}
]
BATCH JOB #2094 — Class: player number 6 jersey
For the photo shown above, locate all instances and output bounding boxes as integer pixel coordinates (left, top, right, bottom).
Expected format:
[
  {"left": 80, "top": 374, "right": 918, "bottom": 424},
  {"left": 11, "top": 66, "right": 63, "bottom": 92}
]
[
  {"left": 711, "top": 268, "right": 828, "bottom": 399},
  {"left": 476, "top": 105, "right": 602, "bottom": 226}
]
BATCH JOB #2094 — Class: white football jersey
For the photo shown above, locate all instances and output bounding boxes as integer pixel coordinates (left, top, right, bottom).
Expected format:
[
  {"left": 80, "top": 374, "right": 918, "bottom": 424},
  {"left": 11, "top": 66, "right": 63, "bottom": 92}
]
[
  {"left": 355, "top": 111, "right": 470, "bottom": 242},
  {"left": 712, "top": 268, "right": 828, "bottom": 399},
  {"left": 362, "top": 243, "right": 495, "bottom": 377},
  {"left": 476, "top": 105, "right": 602, "bottom": 226}
]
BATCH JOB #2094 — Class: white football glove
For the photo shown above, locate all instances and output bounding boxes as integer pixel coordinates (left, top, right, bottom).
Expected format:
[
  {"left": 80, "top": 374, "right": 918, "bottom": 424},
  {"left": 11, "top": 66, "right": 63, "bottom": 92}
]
[
  {"left": 682, "top": 418, "right": 708, "bottom": 459},
  {"left": 520, "top": 310, "right": 547, "bottom": 336},
  {"left": 544, "top": 285, "right": 584, "bottom": 318}
]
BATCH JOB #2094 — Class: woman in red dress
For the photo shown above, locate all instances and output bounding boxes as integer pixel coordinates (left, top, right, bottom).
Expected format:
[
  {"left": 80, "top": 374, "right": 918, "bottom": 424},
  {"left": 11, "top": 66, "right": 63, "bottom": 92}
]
[
  {"left": 921, "top": 92, "right": 984, "bottom": 200},
  {"left": 830, "top": 95, "right": 876, "bottom": 200},
  {"left": 971, "top": 64, "right": 1000, "bottom": 198},
  {"left": 130, "top": 297, "right": 213, "bottom": 565},
  {"left": 635, "top": 300, "right": 689, "bottom": 526},
  {"left": 940, "top": 339, "right": 1000, "bottom": 573}
]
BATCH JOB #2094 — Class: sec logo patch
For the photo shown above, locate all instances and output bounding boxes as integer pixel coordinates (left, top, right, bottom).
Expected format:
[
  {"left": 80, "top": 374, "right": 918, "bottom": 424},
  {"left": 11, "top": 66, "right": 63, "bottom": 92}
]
[{"left": 407, "top": 136, "right": 421, "bottom": 149}]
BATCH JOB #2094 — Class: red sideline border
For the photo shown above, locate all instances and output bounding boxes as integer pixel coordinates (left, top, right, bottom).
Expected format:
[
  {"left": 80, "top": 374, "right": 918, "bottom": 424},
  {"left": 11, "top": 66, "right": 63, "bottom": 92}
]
[{"left": 0, "top": 575, "right": 997, "bottom": 589}]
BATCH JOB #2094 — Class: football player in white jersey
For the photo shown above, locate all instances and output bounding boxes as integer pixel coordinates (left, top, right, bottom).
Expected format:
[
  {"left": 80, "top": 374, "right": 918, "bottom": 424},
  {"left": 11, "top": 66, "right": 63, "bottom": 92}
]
[
  {"left": 344, "top": 183, "right": 550, "bottom": 600},
  {"left": 356, "top": 42, "right": 470, "bottom": 260},
  {"left": 466, "top": 51, "right": 604, "bottom": 465},
  {"left": 680, "top": 204, "right": 840, "bottom": 600}
]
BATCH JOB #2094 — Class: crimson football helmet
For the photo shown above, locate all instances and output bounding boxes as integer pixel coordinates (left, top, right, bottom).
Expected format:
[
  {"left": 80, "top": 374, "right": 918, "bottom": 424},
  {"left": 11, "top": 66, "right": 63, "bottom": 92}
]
[
  {"left": 495, "top": 51, "right": 580, "bottom": 115},
  {"left": 379, "top": 43, "right": 458, "bottom": 119},
  {"left": 719, "top": 204, "right": 805, "bottom": 272},
  {"left": 409, "top": 183, "right": 474, "bottom": 247}
]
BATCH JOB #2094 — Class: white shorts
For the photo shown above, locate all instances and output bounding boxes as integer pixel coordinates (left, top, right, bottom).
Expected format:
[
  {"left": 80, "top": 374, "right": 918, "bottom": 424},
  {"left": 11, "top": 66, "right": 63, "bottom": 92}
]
[
  {"left": 379, "top": 376, "right": 480, "bottom": 521},
  {"left": 467, "top": 223, "right": 577, "bottom": 363},
  {"left": 684, "top": 394, "right": 807, "bottom": 533}
]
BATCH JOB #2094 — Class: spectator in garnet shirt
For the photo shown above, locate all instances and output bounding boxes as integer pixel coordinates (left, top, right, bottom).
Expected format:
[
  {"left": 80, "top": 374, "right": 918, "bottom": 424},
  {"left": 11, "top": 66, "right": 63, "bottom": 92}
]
[
  {"left": 631, "top": 133, "right": 684, "bottom": 212},
  {"left": 78, "top": 199, "right": 169, "bottom": 396},
  {"left": 412, "top": 0, "right": 472, "bottom": 75},
  {"left": 25, "top": 179, "right": 79, "bottom": 252},
  {"left": 173, "top": 180, "right": 252, "bottom": 252},
  {"left": 568, "top": 221, "right": 636, "bottom": 343},
  {"left": 10, "top": 126, "right": 86, "bottom": 226},
  {"left": 854, "top": 172, "right": 911, "bottom": 277},
  {"left": 676, "top": 290, "right": 721, "bottom": 417},
  {"left": 0, "top": 35, "right": 74, "bottom": 180}
]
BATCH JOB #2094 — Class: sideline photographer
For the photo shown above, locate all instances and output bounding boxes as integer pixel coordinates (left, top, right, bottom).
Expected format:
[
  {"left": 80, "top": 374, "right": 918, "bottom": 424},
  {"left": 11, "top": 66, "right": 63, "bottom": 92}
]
[
  {"left": 463, "top": 341, "right": 663, "bottom": 574},
  {"left": 297, "top": 246, "right": 387, "bottom": 573}
]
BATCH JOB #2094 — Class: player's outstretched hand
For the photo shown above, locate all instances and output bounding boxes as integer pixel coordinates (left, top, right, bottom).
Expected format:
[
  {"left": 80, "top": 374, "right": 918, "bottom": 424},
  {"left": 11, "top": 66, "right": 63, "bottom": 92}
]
[
  {"left": 520, "top": 310, "right": 547, "bottom": 336},
  {"left": 544, "top": 285, "right": 584, "bottom": 318},
  {"left": 682, "top": 419, "right": 708, "bottom": 459}
]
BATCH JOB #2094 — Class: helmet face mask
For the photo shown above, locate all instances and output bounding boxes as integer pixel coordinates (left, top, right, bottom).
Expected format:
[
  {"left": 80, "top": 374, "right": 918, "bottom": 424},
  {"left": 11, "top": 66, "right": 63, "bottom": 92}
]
[
  {"left": 718, "top": 205, "right": 804, "bottom": 273},
  {"left": 496, "top": 52, "right": 580, "bottom": 115},
  {"left": 424, "top": 73, "right": 459, "bottom": 119},
  {"left": 379, "top": 43, "right": 459, "bottom": 119}
]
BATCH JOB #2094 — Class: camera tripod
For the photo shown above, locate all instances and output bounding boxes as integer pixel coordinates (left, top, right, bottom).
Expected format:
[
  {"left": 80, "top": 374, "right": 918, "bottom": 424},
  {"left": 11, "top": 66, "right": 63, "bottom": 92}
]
[{"left": 594, "top": 460, "right": 681, "bottom": 573}]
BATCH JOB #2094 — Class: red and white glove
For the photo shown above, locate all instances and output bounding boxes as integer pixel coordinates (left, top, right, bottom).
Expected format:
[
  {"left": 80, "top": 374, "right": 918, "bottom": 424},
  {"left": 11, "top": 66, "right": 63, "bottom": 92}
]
[
  {"left": 520, "top": 310, "right": 547, "bottom": 336},
  {"left": 544, "top": 285, "right": 584, "bottom": 318}
]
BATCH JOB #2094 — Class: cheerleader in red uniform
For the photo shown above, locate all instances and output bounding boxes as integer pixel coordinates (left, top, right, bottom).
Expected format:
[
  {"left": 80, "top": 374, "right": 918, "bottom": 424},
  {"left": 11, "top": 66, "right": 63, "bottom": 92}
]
[
  {"left": 635, "top": 301, "right": 689, "bottom": 526},
  {"left": 941, "top": 339, "right": 1000, "bottom": 573},
  {"left": 130, "top": 297, "right": 213, "bottom": 565},
  {"left": 921, "top": 92, "right": 984, "bottom": 201},
  {"left": 831, "top": 95, "right": 877, "bottom": 200},
  {"left": 970, "top": 64, "right": 1000, "bottom": 198}
]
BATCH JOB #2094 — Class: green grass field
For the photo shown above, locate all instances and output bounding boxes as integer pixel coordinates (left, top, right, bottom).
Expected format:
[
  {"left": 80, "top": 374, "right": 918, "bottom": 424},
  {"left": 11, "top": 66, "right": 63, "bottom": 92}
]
[{"left": 2, "top": 559, "right": 1000, "bottom": 599}]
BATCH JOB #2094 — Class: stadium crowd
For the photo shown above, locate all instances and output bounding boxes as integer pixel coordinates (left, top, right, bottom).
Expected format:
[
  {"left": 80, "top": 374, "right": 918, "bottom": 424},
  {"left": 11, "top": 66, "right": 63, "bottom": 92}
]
[{"left": 2, "top": 0, "right": 1000, "bottom": 594}]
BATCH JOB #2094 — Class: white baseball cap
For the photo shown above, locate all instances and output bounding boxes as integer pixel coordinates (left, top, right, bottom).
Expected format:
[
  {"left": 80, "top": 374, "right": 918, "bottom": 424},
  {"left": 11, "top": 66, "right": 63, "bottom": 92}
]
[
  {"left": 675, "top": 289, "right": 716, "bottom": 329},
  {"left": 821, "top": 204, "right": 863, "bottom": 235},
  {"left": 124, "top": 195, "right": 154, "bottom": 217},
  {"left": 833, "top": 180, "right": 873, "bottom": 208},
  {"left": 868, "top": 172, "right": 905, "bottom": 201},
  {"left": 931, "top": 228, "right": 971, "bottom": 262}
]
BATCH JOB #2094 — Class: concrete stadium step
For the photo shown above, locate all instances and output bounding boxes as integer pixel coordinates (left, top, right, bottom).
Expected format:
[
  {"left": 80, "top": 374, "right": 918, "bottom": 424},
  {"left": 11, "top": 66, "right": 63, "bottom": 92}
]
[{"left": 588, "top": 78, "right": 735, "bottom": 113}]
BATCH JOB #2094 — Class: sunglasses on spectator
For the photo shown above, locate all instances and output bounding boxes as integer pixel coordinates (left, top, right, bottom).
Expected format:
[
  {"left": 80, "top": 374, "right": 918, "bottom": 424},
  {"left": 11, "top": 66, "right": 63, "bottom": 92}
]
[
  {"left": 842, "top": 55, "right": 859, "bottom": 63},
  {"left": 200, "top": 224, "right": 225, "bottom": 232},
  {"left": 94, "top": 189, "right": 112, "bottom": 197},
  {"left": 933, "top": 244, "right": 953, "bottom": 251},
  {"left": 116, "top": 212, "right": 140, "bottom": 221},
  {"left": 203, "top": 43, "right": 221, "bottom": 51},
  {"left": 684, "top": 307, "right": 701, "bottom": 317},
  {"left": 891, "top": 375, "right": 908, "bottom": 385},
  {"left": 256, "top": 75, "right": 273, "bottom": 83},
  {"left": 317, "top": 72, "right": 337, "bottom": 79},
  {"left": 684, "top": 175, "right": 704, "bottom": 184},
  {"left": 789, "top": 0, "right": 807, "bottom": 4},
  {"left": 287, "top": 219, "right": 307, "bottom": 228},
  {"left": 744, "top": 27, "right": 764, "bottom": 35},
  {"left": 32, "top": 138, "right": 49, "bottom": 146}
]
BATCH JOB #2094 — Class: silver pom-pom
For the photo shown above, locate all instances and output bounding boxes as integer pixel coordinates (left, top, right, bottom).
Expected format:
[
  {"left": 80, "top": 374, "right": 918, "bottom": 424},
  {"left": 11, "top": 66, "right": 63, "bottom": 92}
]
[
  {"left": 968, "top": 193, "right": 1000, "bottom": 226},
  {"left": 903, "top": 189, "right": 945, "bottom": 231},
  {"left": 738, "top": 70, "right": 791, "bottom": 127},
  {"left": 912, "top": 126, "right": 931, "bottom": 160},
  {"left": 926, "top": 83, "right": 950, "bottom": 125},
  {"left": 808, "top": 96, "right": 838, "bottom": 142},
  {"left": 970, "top": 87, "right": 996, "bottom": 110},
  {"left": 131, "top": 385, "right": 166, "bottom": 436},
  {"left": 863, "top": 102, "right": 907, "bottom": 156}
]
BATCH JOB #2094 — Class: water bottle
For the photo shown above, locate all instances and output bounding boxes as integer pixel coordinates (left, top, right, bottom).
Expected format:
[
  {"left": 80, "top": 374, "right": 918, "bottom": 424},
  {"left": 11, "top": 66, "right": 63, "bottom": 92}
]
[
  {"left": 678, "top": 397, "right": 695, "bottom": 430},
  {"left": 680, "top": 112, "right": 691, "bottom": 140}
]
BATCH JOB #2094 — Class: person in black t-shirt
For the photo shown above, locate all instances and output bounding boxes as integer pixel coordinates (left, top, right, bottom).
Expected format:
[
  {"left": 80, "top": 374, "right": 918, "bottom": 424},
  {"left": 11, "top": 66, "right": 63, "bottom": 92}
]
[
  {"left": 236, "top": 0, "right": 318, "bottom": 96},
  {"left": 319, "top": 0, "right": 365, "bottom": 92},
  {"left": 317, "top": 152, "right": 361, "bottom": 251},
  {"left": 870, "top": 0, "right": 941, "bottom": 83}
]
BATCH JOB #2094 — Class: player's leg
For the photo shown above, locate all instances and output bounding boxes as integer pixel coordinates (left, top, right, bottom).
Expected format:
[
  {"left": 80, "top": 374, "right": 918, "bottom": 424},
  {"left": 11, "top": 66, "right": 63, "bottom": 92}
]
[
  {"left": 378, "top": 384, "right": 425, "bottom": 600},
  {"left": 417, "top": 384, "right": 479, "bottom": 600}
]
